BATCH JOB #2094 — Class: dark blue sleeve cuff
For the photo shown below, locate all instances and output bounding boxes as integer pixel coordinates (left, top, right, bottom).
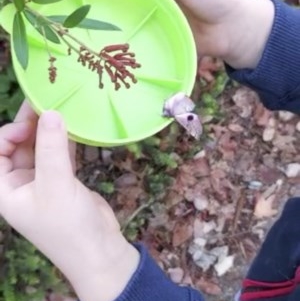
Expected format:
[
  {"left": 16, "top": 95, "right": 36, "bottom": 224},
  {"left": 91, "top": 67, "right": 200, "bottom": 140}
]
[
  {"left": 246, "top": 197, "right": 300, "bottom": 283},
  {"left": 114, "top": 243, "right": 205, "bottom": 301},
  {"left": 226, "top": 0, "right": 300, "bottom": 114}
]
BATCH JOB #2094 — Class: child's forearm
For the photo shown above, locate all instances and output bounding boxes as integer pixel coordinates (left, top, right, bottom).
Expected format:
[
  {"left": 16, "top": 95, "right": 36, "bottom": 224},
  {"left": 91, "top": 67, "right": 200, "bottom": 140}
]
[
  {"left": 222, "top": 0, "right": 275, "bottom": 69},
  {"left": 226, "top": 0, "right": 300, "bottom": 113}
]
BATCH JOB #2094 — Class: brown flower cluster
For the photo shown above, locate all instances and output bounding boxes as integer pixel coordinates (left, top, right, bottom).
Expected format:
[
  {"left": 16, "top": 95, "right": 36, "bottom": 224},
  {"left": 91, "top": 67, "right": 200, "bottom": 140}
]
[
  {"left": 48, "top": 56, "right": 57, "bottom": 83},
  {"left": 78, "top": 43, "right": 141, "bottom": 90},
  {"left": 47, "top": 43, "right": 141, "bottom": 90}
]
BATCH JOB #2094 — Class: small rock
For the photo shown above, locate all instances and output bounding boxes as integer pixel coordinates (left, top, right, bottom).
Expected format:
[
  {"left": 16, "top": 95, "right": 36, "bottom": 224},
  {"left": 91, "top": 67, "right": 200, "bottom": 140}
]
[
  {"left": 193, "top": 196, "right": 209, "bottom": 211},
  {"left": 101, "top": 149, "right": 113, "bottom": 165},
  {"left": 193, "top": 150, "right": 206, "bottom": 159},
  {"left": 168, "top": 267, "right": 184, "bottom": 283},
  {"left": 194, "top": 237, "right": 207, "bottom": 248},
  {"left": 279, "top": 111, "right": 295, "bottom": 122},
  {"left": 268, "top": 118, "right": 276, "bottom": 127},
  {"left": 214, "top": 255, "right": 235, "bottom": 276},
  {"left": 210, "top": 246, "right": 229, "bottom": 261},
  {"left": 248, "top": 181, "right": 263, "bottom": 190},
  {"left": 191, "top": 249, "right": 203, "bottom": 261},
  {"left": 263, "top": 127, "right": 275, "bottom": 142},
  {"left": 84, "top": 146, "right": 99, "bottom": 162},
  {"left": 285, "top": 163, "right": 300, "bottom": 178},
  {"left": 194, "top": 251, "right": 216, "bottom": 271}
]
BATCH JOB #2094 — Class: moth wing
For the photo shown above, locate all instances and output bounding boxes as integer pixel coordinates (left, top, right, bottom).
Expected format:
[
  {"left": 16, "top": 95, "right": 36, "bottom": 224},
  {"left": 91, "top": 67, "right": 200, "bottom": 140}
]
[
  {"left": 175, "top": 113, "right": 202, "bottom": 140},
  {"left": 163, "top": 92, "right": 195, "bottom": 117}
]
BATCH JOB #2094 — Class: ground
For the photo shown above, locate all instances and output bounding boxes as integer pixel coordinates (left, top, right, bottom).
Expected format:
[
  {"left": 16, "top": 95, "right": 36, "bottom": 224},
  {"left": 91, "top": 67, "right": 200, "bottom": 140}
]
[{"left": 74, "top": 58, "right": 300, "bottom": 301}]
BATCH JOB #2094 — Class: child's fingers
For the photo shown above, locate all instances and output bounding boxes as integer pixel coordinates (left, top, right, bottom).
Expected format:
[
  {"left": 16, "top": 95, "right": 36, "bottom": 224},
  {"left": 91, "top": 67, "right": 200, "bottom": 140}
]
[
  {"left": 35, "top": 111, "right": 75, "bottom": 196},
  {"left": 0, "top": 122, "right": 33, "bottom": 157}
]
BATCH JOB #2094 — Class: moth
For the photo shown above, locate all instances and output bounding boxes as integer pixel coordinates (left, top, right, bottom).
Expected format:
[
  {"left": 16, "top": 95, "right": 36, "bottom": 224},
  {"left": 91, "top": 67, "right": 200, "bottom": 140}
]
[{"left": 163, "top": 92, "right": 202, "bottom": 139}]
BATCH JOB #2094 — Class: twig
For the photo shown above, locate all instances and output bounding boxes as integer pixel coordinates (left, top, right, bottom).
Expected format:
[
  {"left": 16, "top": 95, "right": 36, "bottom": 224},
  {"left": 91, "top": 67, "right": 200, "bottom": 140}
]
[
  {"left": 121, "top": 198, "right": 156, "bottom": 232},
  {"left": 231, "top": 191, "right": 246, "bottom": 233}
]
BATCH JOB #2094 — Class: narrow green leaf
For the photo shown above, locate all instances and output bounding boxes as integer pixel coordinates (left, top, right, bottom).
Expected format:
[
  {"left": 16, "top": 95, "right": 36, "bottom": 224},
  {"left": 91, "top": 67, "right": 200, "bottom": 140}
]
[
  {"left": 12, "top": 12, "right": 28, "bottom": 69},
  {"left": 24, "top": 10, "right": 60, "bottom": 44},
  {"left": 77, "top": 18, "right": 121, "bottom": 31},
  {"left": 63, "top": 5, "right": 91, "bottom": 28},
  {"left": 13, "top": 0, "right": 25, "bottom": 11},
  {"left": 31, "top": 0, "right": 62, "bottom": 4},
  {"left": 47, "top": 15, "right": 121, "bottom": 31},
  {"left": 46, "top": 15, "right": 68, "bottom": 24}
]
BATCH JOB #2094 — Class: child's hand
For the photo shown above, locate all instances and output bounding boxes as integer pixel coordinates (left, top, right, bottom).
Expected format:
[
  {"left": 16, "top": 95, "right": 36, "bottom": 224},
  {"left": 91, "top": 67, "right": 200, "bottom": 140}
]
[
  {"left": 0, "top": 102, "right": 139, "bottom": 301},
  {"left": 176, "top": 0, "right": 275, "bottom": 69}
]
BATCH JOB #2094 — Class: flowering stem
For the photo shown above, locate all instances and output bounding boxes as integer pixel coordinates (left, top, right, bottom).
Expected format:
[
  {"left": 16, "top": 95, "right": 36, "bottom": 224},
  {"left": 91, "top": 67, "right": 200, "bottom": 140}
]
[
  {"left": 22, "top": 5, "right": 141, "bottom": 90},
  {"left": 58, "top": 34, "right": 80, "bottom": 55}
]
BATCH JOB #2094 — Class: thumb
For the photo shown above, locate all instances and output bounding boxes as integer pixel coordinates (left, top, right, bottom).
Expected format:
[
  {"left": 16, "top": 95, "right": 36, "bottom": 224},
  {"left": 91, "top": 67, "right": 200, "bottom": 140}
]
[{"left": 35, "top": 111, "right": 74, "bottom": 194}]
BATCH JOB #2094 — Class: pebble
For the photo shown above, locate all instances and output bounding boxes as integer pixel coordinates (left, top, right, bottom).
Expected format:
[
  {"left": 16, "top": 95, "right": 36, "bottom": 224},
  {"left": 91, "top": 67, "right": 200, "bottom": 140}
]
[
  {"left": 279, "top": 111, "right": 295, "bottom": 122},
  {"left": 101, "top": 149, "right": 113, "bottom": 165},
  {"left": 194, "top": 237, "right": 207, "bottom": 248},
  {"left": 248, "top": 181, "right": 263, "bottom": 190},
  {"left": 284, "top": 163, "right": 300, "bottom": 178},
  {"left": 215, "top": 255, "right": 235, "bottom": 276},
  {"left": 193, "top": 196, "right": 209, "bottom": 211},
  {"left": 84, "top": 146, "right": 99, "bottom": 162},
  {"left": 194, "top": 150, "right": 206, "bottom": 159},
  {"left": 263, "top": 127, "right": 275, "bottom": 142}
]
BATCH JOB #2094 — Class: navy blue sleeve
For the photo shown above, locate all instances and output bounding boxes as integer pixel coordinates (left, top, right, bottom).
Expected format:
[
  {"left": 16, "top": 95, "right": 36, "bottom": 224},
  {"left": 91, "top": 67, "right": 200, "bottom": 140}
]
[
  {"left": 240, "top": 198, "right": 300, "bottom": 301},
  {"left": 226, "top": 0, "right": 300, "bottom": 114},
  {"left": 114, "top": 244, "right": 205, "bottom": 301}
]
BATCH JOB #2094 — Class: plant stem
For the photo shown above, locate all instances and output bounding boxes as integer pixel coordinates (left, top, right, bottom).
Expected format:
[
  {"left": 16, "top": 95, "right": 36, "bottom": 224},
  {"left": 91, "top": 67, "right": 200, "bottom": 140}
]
[
  {"left": 40, "top": 26, "right": 51, "bottom": 57},
  {"left": 54, "top": 26, "right": 101, "bottom": 57},
  {"left": 58, "top": 34, "right": 80, "bottom": 55},
  {"left": 24, "top": 6, "right": 101, "bottom": 58},
  {"left": 121, "top": 198, "right": 156, "bottom": 232}
]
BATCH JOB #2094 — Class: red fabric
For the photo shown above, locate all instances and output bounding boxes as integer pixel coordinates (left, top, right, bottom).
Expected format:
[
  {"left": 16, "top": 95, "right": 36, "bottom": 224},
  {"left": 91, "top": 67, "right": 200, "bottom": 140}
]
[{"left": 240, "top": 267, "right": 300, "bottom": 301}]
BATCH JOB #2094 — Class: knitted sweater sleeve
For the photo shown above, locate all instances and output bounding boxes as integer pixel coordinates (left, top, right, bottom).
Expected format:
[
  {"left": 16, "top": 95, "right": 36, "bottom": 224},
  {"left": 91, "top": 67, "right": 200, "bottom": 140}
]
[
  {"left": 114, "top": 244, "right": 205, "bottom": 301},
  {"left": 226, "top": 0, "right": 300, "bottom": 114}
]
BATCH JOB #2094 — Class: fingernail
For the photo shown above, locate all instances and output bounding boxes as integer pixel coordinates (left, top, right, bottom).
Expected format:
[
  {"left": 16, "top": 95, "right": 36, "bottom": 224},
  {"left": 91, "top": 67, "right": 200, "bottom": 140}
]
[{"left": 40, "top": 111, "right": 63, "bottom": 129}]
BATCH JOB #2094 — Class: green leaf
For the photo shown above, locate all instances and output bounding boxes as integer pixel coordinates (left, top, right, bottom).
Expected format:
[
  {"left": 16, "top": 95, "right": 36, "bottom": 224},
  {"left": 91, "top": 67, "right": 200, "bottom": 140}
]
[
  {"left": 24, "top": 10, "right": 60, "bottom": 44},
  {"left": 31, "top": 0, "right": 62, "bottom": 4},
  {"left": 0, "top": 75, "right": 11, "bottom": 93},
  {"left": 63, "top": 5, "right": 91, "bottom": 28},
  {"left": 77, "top": 18, "right": 121, "bottom": 31},
  {"left": 47, "top": 15, "right": 121, "bottom": 31},
  {"left": 12, "top": 0, "right": 25, "bottom": 11},
  {"left": 12, "top": 12, "right": 28, "bottom": 70}
]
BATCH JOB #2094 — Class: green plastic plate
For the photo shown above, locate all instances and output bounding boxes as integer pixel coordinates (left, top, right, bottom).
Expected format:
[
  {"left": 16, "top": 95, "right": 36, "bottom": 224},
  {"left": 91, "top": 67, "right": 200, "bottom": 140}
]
[{"left": 0, "top": 0, "right": 197, "bottom": 146}]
